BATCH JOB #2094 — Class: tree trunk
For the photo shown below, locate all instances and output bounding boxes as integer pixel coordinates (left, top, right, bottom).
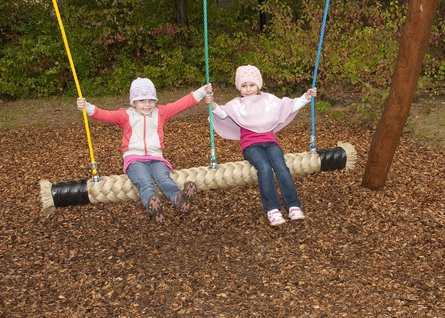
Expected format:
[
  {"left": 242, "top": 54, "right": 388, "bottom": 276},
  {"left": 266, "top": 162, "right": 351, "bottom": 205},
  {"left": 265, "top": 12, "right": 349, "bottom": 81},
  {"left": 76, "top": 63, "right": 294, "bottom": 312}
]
[
  {"left": 175, "top": 0, "right": 188, "bottom": 26},
  {"left": 259, "top": 0, "right": 271, "bottom": 32},
  {"left": 362, "top": 0, "right": 439, "bottom": 189}
]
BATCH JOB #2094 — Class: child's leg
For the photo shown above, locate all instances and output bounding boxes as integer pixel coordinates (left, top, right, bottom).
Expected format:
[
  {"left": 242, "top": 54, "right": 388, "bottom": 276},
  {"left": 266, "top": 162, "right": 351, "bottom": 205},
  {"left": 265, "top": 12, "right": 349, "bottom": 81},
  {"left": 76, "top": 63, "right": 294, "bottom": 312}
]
[
  {"left": 126, "top": 161, "right": 157, "bottom": 208},
  {"left": 265, "top": 144, "right": 302, "bottom": 211},
  {"left": 149, "top": 161, "right": 180, "bottom": 203},
  {"left": 149, "top": 161, "right": 197, "bottom": 213},
  {"left": 243, "top": 144, "right": 280, "bottom": 212},
  {"left": 127, "top": 161, "right": 166, "bottom": 223}
]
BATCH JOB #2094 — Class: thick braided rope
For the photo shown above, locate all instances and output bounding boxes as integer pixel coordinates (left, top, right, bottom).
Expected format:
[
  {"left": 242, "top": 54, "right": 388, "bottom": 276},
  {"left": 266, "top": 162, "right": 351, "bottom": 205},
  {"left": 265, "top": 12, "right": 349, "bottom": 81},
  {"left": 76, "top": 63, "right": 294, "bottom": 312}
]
[
  {"left": 88, "top": 151, "right": 323, "bottom": 204},
  {"left": 39, "top": 143, "right": 356, "bottom": 215}
]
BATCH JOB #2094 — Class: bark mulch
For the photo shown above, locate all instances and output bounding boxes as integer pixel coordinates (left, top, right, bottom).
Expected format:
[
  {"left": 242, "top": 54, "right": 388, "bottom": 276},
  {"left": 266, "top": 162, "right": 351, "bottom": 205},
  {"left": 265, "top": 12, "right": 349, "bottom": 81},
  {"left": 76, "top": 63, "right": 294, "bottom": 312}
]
[{"left": 1, "top": 114, "right": 444, "bottom": 317}]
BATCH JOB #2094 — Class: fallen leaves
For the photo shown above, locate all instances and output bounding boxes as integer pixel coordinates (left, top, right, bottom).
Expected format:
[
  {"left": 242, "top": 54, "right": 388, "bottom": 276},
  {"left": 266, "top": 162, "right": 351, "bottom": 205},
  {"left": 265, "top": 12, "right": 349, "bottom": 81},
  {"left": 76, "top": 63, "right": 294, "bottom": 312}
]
[{"left": 0, "top": 115, "right": 444, "bottom": 316}]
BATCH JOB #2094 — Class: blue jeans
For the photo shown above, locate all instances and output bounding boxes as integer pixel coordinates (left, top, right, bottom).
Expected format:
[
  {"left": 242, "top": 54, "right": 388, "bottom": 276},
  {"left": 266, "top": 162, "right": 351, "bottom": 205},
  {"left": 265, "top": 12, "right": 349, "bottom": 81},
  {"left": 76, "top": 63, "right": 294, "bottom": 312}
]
[
  {"left": 126, "top": 160, "right": 180, "bottom": 208},
  {"left": 243, "top": 143, "right": 301, "bottom": 213}
]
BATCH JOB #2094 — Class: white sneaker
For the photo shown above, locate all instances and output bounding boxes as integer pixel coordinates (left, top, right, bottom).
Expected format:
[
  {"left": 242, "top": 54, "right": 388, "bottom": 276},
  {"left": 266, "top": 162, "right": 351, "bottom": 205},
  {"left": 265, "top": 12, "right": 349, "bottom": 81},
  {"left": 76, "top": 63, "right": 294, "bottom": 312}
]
[
  {"left": 288, "top": 206, "right": 305, "bottom": 220},
  {"left": 267, "top": 209, "right": 286, "bottom": 226}
]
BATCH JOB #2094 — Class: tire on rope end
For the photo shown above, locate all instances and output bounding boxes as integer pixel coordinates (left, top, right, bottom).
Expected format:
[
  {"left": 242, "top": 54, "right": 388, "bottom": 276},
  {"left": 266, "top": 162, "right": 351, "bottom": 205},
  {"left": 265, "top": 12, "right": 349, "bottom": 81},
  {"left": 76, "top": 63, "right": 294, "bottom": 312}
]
[
  {"left": 40, "top": 179, "right": 90, "bottom": 217},
  {"left": 317, "top": 142, "right": 357, "bottom": 171}
]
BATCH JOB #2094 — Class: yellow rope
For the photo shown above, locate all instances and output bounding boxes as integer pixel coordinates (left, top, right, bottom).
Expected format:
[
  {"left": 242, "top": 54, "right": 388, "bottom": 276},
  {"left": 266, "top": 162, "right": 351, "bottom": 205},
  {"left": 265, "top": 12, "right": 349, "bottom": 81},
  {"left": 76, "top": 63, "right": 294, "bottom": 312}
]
[{"left": 51, "top": 0, "right": 98, "bottom": 178}]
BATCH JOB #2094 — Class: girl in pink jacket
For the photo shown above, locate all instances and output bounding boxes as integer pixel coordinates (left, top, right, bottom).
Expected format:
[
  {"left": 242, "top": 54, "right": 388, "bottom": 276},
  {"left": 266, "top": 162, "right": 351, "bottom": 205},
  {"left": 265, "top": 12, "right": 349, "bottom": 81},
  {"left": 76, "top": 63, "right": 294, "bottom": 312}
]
[{"left": 77, "top": 77, "right": 211, "bottom": 224}]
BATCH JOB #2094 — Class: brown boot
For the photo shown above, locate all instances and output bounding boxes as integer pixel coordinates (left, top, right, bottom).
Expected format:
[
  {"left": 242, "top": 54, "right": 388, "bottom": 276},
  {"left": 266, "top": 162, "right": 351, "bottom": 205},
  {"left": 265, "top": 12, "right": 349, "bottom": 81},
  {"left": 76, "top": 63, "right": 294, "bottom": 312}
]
[
  {"left": 146, "top": 195, "right": 165, "bottom": 224},
  {"left": 173, "top": 181, "right": 198, "bottom": 214}
]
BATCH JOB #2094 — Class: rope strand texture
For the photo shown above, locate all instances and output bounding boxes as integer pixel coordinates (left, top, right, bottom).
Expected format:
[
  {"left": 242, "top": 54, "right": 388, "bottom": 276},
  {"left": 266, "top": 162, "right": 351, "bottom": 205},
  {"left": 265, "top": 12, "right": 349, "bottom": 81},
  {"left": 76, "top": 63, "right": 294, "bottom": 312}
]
[
  {"left": 87, "top": 151, "right": 320, "bottom": 204},
  {"left": 40, "top": 143, "right": 356, "bottom": 215},
  {"left": 87, "top": 143, "right": 355, "bottom": 204}
]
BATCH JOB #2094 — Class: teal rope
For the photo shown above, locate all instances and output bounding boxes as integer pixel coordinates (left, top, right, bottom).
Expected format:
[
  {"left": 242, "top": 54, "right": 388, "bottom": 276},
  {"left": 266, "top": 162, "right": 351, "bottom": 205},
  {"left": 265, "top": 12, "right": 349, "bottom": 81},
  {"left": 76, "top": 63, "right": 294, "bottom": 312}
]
[
  {"left": 310, "top": 0, "right": 330, "bottom": 153},
  {"left": 203, "top": 0, "right": 217, "bottom": 168}
]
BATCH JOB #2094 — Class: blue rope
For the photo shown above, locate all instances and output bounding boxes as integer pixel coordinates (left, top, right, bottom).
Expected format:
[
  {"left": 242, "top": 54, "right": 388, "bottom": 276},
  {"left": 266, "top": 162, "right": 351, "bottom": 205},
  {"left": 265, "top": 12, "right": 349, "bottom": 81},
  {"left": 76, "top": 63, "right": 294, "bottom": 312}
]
[
  {"left": 310, "top": 0, "right": 330, "bottom": 153},
  {"left": 203, "top": 0, "right": 217, "bottom": 167}
]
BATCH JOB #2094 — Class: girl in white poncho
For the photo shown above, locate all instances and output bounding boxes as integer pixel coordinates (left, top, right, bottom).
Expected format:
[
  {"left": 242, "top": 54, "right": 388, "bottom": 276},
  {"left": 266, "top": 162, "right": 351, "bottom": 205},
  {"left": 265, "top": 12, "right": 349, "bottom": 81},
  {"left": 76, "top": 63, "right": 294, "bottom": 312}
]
[{"left": 206, "top": 65, "right": 317, "bottom": 226}]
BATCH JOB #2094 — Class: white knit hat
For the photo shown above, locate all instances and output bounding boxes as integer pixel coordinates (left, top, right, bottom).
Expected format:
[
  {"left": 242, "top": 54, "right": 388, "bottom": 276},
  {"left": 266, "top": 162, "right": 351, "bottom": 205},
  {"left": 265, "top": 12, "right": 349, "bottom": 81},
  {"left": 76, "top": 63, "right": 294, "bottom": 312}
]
[
  {"left": 129, "top": 77, "right": 158, "bottom": 105},
  {"left": 235, "top": 65, "right": 263, "bottom": 90}
]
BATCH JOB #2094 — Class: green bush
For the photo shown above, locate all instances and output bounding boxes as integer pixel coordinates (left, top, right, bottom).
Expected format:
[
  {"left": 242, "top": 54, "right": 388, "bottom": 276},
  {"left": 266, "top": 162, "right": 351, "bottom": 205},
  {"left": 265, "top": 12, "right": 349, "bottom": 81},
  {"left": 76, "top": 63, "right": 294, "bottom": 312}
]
[
  {"left": 0, "top": 0, "right": 443, "bottom": 100},
  {"left": 351, "top": 83, "right": 389, "bottom": 124}
]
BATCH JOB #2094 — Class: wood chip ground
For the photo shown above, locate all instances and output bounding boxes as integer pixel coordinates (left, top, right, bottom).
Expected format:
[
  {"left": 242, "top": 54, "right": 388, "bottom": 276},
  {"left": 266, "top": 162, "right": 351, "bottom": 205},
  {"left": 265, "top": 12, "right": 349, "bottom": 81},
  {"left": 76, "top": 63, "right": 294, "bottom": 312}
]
[{"left": 1, "top": 115, "right": 444, "bottom": 317}]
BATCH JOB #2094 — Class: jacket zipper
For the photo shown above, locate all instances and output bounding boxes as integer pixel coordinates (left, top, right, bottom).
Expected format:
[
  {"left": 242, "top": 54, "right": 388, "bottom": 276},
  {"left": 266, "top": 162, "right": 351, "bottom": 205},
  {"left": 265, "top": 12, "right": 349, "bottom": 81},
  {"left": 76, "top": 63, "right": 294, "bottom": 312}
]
[{"left": 143, "top": 115, "right": 148, "bottom": 155}]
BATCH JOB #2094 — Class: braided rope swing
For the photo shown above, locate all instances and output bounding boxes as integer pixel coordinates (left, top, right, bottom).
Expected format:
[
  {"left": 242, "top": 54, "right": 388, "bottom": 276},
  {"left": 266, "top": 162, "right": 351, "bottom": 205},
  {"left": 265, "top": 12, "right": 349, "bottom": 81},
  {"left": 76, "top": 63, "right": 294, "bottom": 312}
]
[{"left": 40, "top": 142, "right": 356, "bottom": 216}]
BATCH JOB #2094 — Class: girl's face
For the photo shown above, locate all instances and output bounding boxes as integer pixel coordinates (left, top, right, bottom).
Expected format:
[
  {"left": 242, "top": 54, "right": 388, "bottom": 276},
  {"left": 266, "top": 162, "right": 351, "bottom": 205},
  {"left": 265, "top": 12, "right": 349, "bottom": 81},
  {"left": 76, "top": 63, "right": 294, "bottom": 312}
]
[
  {"left": 239, "top": 82, "right": 259, "bottom": 97},
  {"left": 134, "top": 99, "right": 157, "bottom": 115}
]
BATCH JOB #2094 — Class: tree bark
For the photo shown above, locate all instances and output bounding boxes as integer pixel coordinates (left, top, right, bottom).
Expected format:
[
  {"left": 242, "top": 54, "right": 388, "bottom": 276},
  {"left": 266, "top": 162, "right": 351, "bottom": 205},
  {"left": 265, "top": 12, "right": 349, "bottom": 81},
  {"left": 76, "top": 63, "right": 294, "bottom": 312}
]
[
  {"left": 362, "top": 0, "right": 439, "bottom": 189},
  {"left": 259, "top": 0, "right": 271, "bottom": 32},
  {"left": 175, "top": 0, "right": 188, "bottom": 26}
]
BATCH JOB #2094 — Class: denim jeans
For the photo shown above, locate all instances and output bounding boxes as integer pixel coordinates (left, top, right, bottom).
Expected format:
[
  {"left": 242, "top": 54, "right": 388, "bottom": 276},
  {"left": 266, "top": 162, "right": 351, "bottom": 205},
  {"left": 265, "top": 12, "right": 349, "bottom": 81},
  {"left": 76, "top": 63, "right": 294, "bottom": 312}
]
[
  {"left": 243, "top": 142, "right": 301, "bottom": 212},
  {"left": 126, "top": 160, "right": 180, "bottom": 208}
]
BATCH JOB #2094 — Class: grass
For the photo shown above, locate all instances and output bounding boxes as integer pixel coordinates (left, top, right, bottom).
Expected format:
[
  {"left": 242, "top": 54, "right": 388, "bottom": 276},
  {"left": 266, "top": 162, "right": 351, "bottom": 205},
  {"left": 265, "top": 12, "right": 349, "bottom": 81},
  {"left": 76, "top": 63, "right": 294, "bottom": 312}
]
[
  {"left": 1, "top": 89, "right": 444, "bottom": 147},
  {"left": 408, "top": 95, "right": 445, "bottom": 146},
  {"left": 0, "top": 86, "right": 305, "bottom": 130},
  {"left": 0, "top": 87, "right": 239, "bottom": 130}
]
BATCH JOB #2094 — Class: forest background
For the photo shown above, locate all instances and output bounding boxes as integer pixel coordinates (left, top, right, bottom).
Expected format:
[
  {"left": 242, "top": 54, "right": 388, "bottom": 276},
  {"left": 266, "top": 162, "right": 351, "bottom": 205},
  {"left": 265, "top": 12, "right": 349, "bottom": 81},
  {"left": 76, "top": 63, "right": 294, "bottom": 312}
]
[{"left": 0, "top": 0, "right": 443, "bottom": 106}]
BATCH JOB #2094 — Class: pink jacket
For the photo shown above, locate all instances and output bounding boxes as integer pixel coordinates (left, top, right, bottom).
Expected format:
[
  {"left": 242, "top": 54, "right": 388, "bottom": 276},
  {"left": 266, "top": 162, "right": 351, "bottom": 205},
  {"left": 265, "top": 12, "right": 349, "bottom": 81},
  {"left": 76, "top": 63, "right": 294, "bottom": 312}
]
[{"left": 89, "top": 93, "right": 198, "bottom": 171}]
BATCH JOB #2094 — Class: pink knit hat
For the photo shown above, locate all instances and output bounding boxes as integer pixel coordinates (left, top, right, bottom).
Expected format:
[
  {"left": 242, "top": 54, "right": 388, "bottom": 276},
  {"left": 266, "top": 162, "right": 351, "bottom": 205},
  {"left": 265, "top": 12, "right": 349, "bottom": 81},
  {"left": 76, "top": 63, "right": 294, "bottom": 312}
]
[{"left": 235, "top": 65, "right": 263, "bottom": 91}]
